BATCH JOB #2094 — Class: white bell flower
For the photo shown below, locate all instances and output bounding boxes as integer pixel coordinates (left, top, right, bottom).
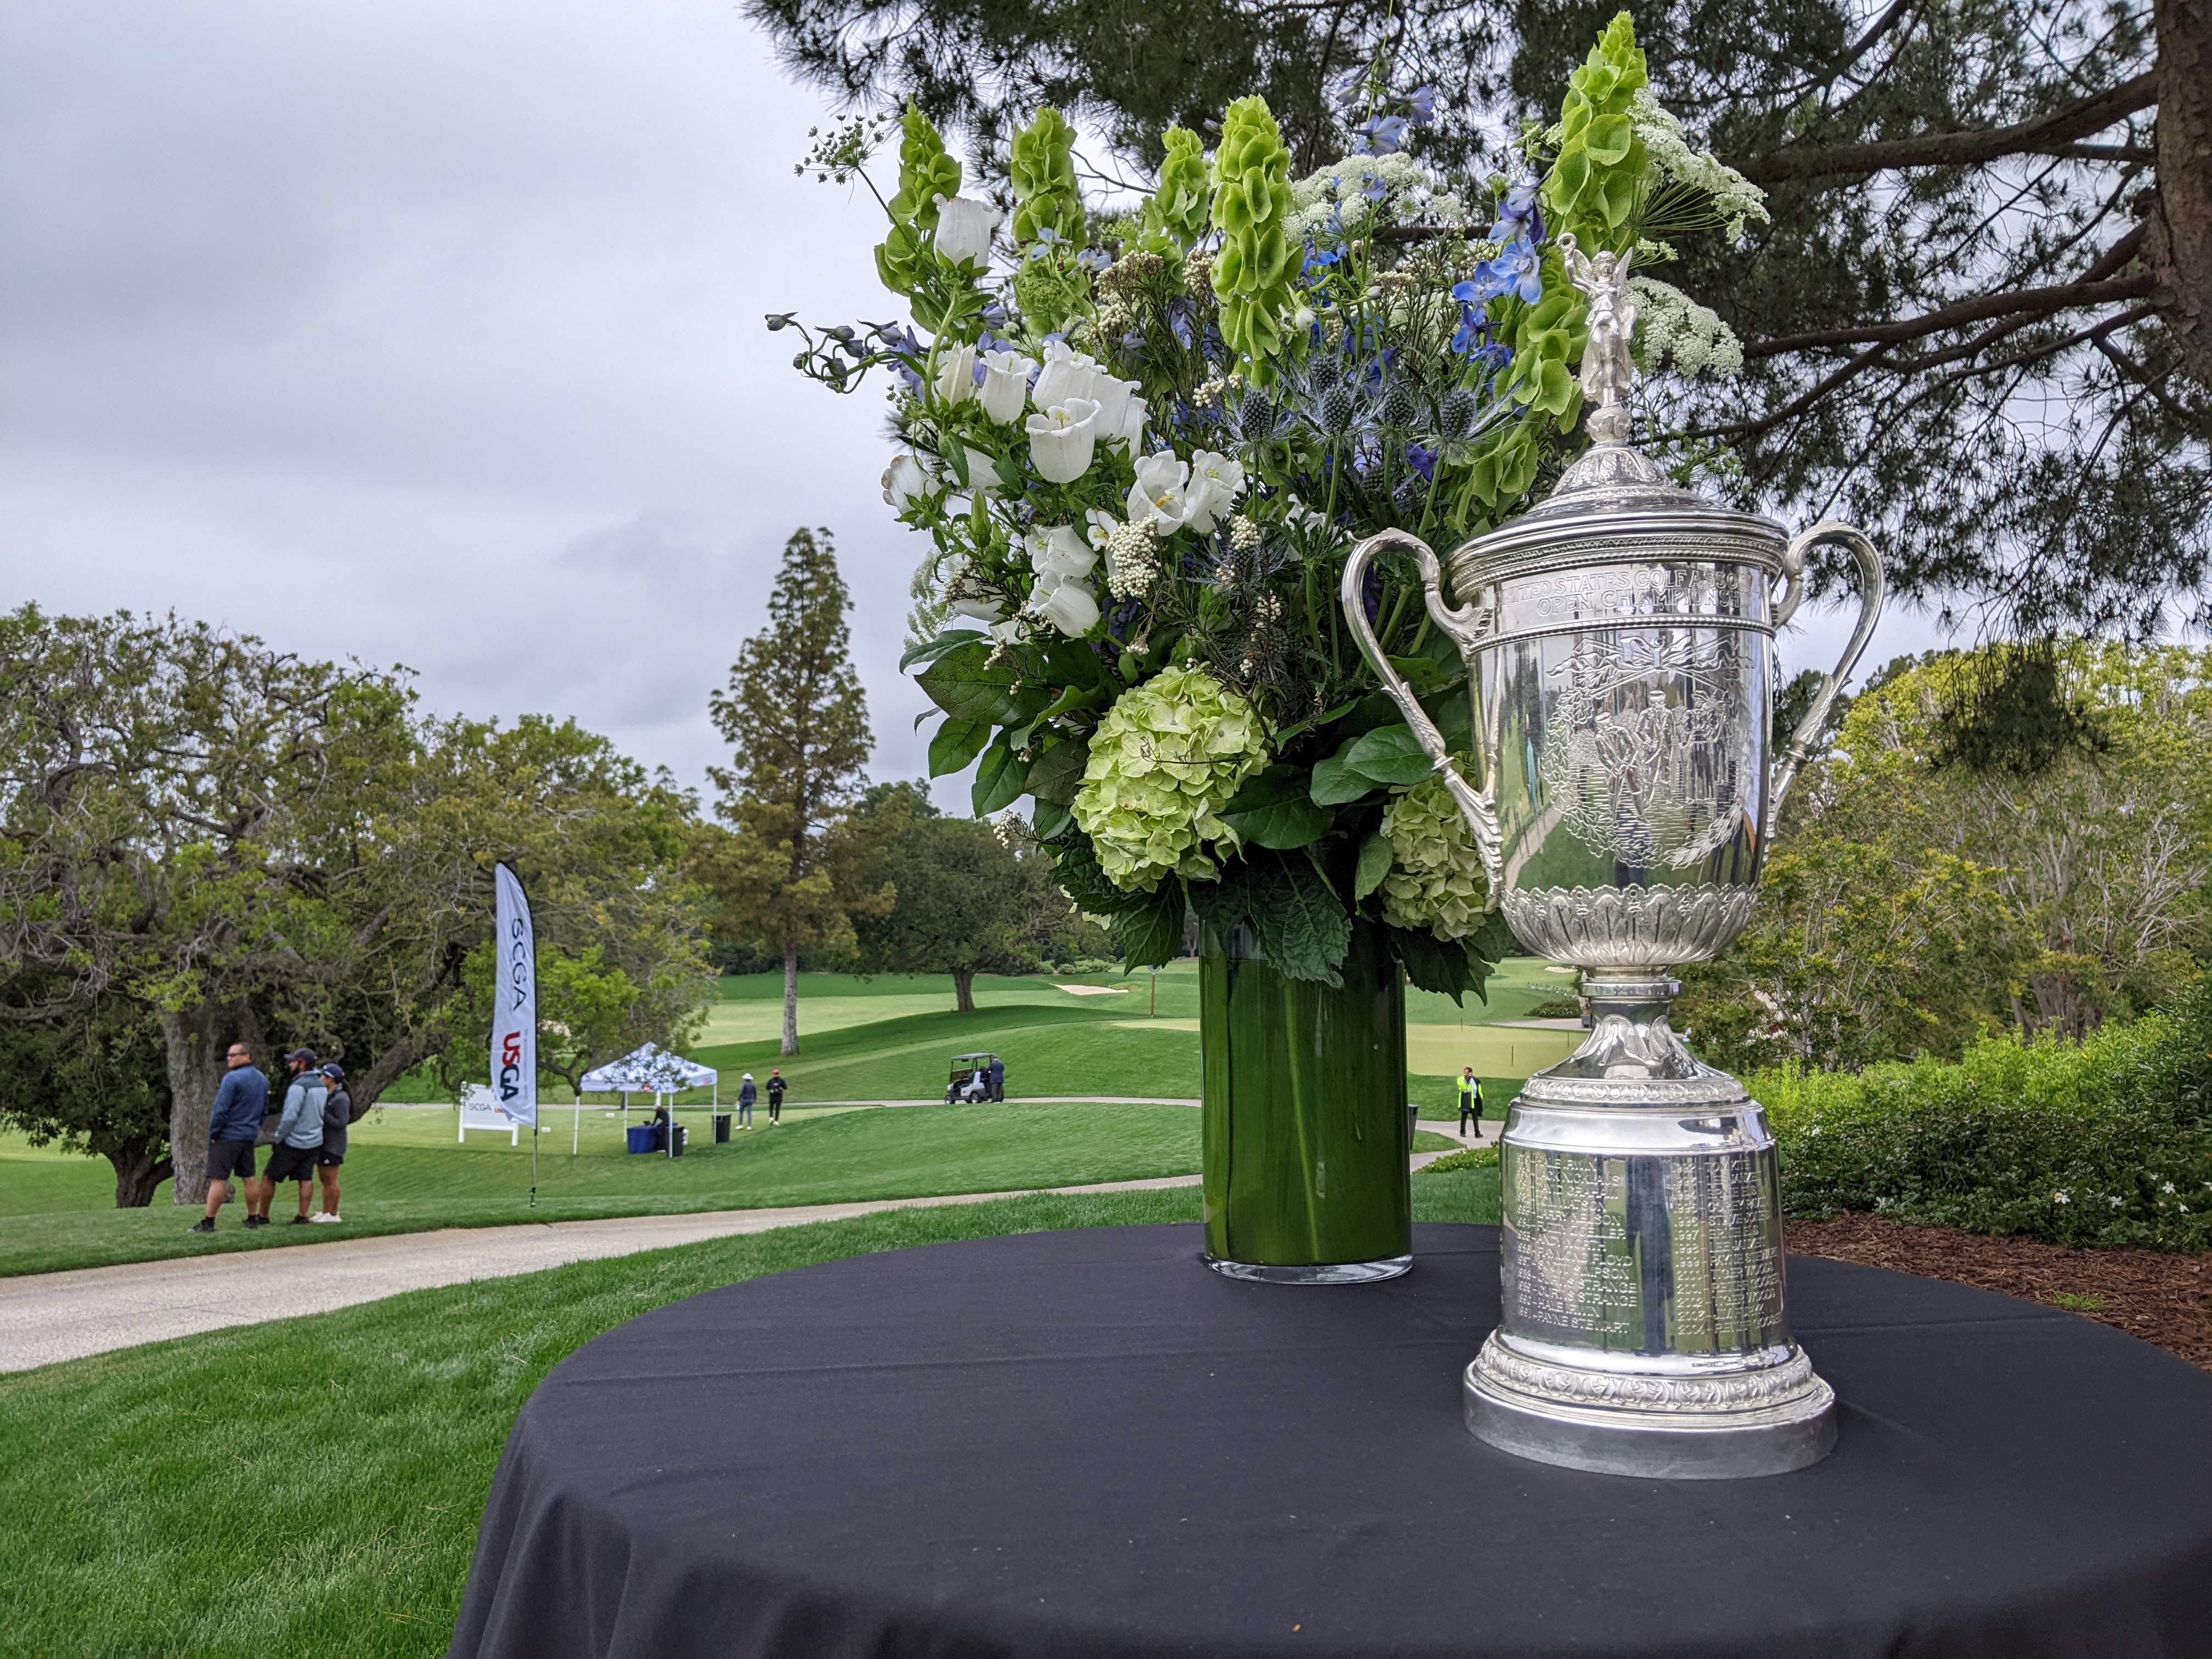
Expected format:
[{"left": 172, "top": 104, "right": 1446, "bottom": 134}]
[
  {"left": 1126, "top": 450, "right": 1193, "bottom": 531},
  {"left": 881, "top": 454, "right": 927, "bottom": 509},
  {"left": 1031, "top": 579, "right": 1101, "bottom": 636},
  {"left": 1026, "top": 523, "right": 1099, "bottom": 581},
  {"left": 933, "top": 194, "right": 1002, "bottom": 267},
  {"left": 1181, "top": 449, "right": 1247, "bottom": 534},
  {"left": 961, "top": 444, "right": 1001, "bottom": 494},
  {"left": 935, "top": 343, "right": 977, "bottom": 405},
  {"left": 1026, "top": 397, "right": 1101, "bottom": 484},
  {"left": 1115, "top": 394, "right": 1149, "bottom": 452},
  {"left": 1031, "top": 340, "right": 1099, "bottom": 413},
  {"left": 979, "top": 348, "right": 1036, "bottom": 423},
  {"left": 947, "top": 595, "right": 1007, "bottom": 623},
  {"left": 1085, "top": 373, "right": 1140, "bottom": 443}
]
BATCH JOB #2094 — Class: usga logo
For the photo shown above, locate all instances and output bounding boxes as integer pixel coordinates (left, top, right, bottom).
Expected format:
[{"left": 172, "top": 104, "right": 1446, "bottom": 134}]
[{"left": 498, "top": 1030, "right": 524, "bottom": 1101}]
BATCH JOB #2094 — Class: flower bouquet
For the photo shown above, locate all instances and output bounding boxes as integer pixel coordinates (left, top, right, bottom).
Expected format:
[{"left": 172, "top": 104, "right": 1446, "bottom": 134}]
[{"left": 776, "top": 13, "right": 1762, "bottom": 1273}]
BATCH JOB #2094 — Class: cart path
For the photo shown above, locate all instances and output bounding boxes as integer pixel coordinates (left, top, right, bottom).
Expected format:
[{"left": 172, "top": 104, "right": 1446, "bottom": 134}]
[
  {"left": 0, "top": 1175, "right": 1221, "bottom": 1375},
  {"left": 3, "top": 1135, "right": 1497, "bottom": 1375}
]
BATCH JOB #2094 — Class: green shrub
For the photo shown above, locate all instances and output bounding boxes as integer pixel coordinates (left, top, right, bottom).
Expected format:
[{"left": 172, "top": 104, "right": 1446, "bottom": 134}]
[
  {"left": 1756, "top": 977, "right": 2212, "bottom": 1251},
  {"left": 1418, "top": 1144, "right": 1500, "bottom": 1175}
]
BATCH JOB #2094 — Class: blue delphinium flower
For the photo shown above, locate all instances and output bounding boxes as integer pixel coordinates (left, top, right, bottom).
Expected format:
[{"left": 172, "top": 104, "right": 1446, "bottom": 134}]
[
  {"left": 1491, "top": 178, "right": 1543, "bottom": 244},
  {"left": 1352, "top": 114, "right": 1409, "bottom": 155},
  {"left": 1407, "top": 443, "right": 1440, "bottom": 482},
  {"left": 1405, "top": 86, "right": 1437, "bottom": 125},
  {"left": 1076, "top": 246, "right": 1113, "bottom": 272}
]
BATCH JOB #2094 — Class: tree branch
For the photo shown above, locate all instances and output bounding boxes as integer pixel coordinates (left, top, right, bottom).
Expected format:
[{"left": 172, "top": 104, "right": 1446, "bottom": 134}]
[
  {"left": 1736, "top": 69, "right": 2159, "bottom": 184},
  {"left": 1742, "top": 273, "right": 2156, "bottom": 359}
]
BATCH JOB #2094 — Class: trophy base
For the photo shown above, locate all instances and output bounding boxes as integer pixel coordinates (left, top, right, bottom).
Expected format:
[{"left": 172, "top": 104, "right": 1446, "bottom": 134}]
[
  {"left": 1202, "top": 1252, "right": 1412, "bottom": 1284},
  {"left": 1464, "top": 1334, "right": 1836, "bottom": 1479}
]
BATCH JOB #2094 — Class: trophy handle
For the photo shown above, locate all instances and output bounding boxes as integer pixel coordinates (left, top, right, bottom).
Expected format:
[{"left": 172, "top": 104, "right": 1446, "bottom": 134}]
[
  {"left": 1339, "top": 531, "right": 1504, "bottom": 892},
  {"left": 1766, "top": 520, "right": 1884, "bottom": 840}
]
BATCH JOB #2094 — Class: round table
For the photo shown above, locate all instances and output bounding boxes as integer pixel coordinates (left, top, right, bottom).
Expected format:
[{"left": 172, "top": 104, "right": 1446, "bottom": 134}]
[{"left": 450, "top": 1224, "right": 2212, "bottom": 1658}]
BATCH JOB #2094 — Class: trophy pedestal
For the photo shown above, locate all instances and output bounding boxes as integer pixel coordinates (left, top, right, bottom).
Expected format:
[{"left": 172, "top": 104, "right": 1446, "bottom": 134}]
[{"left": 1464, "top": 973, "right": 1837, "bottom": 1479}]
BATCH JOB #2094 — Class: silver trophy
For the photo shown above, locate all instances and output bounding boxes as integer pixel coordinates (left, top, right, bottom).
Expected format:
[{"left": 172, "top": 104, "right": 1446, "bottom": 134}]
[{"left": 1342, "top": 235, "right": 1883, "bottom": 1478}]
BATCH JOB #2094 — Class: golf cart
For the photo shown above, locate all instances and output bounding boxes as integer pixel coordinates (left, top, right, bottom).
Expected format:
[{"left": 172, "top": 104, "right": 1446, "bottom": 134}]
[{"left": 946, "top": 1053, "right": 1003, "bottom": 1103}]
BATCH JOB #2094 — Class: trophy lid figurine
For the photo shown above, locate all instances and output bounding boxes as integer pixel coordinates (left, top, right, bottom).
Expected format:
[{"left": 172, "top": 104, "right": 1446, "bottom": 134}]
[{"left": 1344, "top": 234, "right": 1884, "bottom": 1478}]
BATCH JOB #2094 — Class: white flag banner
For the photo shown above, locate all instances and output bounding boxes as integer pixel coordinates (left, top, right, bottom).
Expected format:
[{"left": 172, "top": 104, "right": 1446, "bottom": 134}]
[{"left": 490, "top": 863, "right": 538, "bottom": 1128}]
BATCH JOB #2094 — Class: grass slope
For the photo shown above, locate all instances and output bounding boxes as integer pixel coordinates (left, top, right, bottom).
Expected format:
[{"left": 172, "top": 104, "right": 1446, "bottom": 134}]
[
  {"left": 0, "top": 1176, "right": 1499, "bottom": 1659},
  {"left": 0, "top": 1103, "right": 1200, "bottom": 1278}
]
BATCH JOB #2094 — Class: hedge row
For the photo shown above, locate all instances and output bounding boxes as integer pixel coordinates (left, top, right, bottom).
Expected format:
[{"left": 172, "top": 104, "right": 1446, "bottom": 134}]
[{"left": 1750, "top": 977, "right": 2212, "bottom": 1251}]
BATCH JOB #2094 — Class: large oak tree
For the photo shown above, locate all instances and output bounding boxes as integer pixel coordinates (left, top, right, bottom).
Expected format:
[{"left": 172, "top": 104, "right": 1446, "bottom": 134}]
[{"left": 751, "top": 0, "right": 2209, "bottom": 639}]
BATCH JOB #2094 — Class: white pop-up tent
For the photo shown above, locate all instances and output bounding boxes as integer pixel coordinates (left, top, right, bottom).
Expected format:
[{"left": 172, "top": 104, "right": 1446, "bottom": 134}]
[{"left": 574, "top": 1043, "right": 719, "bottom": 1154}]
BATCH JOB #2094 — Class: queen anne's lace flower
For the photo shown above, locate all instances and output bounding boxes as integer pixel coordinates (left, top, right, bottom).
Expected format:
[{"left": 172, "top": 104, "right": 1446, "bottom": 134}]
[
  {"left": 1627, "top": 277, "right": 1743, "bottom": 377},
  {"left": 1073, "top": 666, "right": 1268, "bottom": 890},
  {"left": 1629, "top": 88, "right": 1769, "bottom": 242},
  {"left": 1379, "top": 774, "right": 1489, "bottom": 939}
]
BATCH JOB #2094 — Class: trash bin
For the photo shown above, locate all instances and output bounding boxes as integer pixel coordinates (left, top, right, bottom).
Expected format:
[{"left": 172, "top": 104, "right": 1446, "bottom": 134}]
[
  {"left": 713, "top": 1113, "right": 731, "bottom": 1144},
  {"left": 626, "top": 1124, "right": 657, "bottom": 1155},
  {"left": 670, "top": 1124, "right": 687, "bottom": 1158},
  {"left": 1407, "top": 1103, "right": 1419, "bottom": 1148}
]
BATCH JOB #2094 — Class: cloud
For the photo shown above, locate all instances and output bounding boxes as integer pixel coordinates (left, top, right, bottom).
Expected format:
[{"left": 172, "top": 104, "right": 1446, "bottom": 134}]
[{"left": 0, "top": 0, "right": 952, "bottom": 801}]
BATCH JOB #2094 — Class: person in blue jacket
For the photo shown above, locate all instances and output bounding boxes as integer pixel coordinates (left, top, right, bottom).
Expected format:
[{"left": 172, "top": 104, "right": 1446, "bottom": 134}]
[
  {"left": 191, "top": 1041, "right": 268, "bottom": 1233},
  {"left": 737, "top": 1073, "right": 757, "bottom": 1130}
]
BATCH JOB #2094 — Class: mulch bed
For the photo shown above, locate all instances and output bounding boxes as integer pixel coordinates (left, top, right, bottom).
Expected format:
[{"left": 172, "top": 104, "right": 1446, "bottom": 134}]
[{"left": 1785, "top": 1213, "right": 2212, "bottom": 1370}]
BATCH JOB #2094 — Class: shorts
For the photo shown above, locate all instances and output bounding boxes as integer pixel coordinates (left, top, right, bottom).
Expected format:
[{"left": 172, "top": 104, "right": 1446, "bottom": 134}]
[
  {"left": 266, "top": 1142, "right": 320, "bottom": 1183},
  {"left": 315, "top": 1146, "right": 345, "bottom": 1167},
  {"left": 206, "top": 1137, "right": 257, "bottom": 1183}
]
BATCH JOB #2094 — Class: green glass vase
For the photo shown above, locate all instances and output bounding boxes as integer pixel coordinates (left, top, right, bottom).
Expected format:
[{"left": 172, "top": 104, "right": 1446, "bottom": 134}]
[{"left": 1199, "top": 918, "right": 1412, "bottom": 1282}]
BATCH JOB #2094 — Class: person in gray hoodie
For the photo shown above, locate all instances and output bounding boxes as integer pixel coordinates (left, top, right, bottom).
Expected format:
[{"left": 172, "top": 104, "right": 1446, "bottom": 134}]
[{"left": 249, "top": 1049, "right": 326, "bottom": 1228}]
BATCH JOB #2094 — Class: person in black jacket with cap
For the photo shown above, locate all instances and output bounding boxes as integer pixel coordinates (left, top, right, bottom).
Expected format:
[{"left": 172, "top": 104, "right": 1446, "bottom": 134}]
[{"left": 311, "top": 1063, "right": 351, "bottom": 1223}]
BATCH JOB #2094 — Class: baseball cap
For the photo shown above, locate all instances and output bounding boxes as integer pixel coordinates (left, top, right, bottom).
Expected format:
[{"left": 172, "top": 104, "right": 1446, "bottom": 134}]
[
  {"left": 320, "top": 1063, "right": 346, "bottom": 1081},
  {"left": 285, "top": 1047, "right": 318, "bottom": 1066}
]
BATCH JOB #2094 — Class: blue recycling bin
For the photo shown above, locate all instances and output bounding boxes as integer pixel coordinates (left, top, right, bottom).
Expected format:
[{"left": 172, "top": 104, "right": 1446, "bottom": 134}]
[{"left": 625, "top": 1124, "right": 658, "bottom": 1155}]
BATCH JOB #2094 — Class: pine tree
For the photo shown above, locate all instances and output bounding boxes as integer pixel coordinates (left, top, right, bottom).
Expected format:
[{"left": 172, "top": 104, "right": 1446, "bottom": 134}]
[{"left": 701, "top": 528, "right": 884, "bottom": 1056}]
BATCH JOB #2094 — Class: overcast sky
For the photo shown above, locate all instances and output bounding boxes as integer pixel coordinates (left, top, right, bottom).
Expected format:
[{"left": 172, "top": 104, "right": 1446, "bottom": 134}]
[{"left": 0, "top": 0, "right": 1947, "bottom": 809}]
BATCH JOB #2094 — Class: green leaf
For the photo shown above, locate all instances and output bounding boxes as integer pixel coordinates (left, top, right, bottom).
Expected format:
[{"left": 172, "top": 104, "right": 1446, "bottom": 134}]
[
  {"left": 1109, "top": 878, "right": 1186, "bottom": 969},
  {"left": 1468, "top": 910, "right": 1520, "bottom": 973},
  {"left": 916, "top": 641, "right": 1042, "bottom": 727},
  {"left": 899, "top": 629, "right": 989, "bottom": 673},
  {"left": 972, "top": 732, "right": 1029, "bottom": 815},
  {"left": 1185, "top": 859, "right": 1251, "bottom": 945},
  {"left": 1384, "top": 654, "right": 1449, "bottom": 693},
  {"left": 1219, "top": 764, "right": 1332, "bottom": 849},
  {"left": 1387, "top": 926, "right": 1476, "bottom": 1003},
  {"left": 927, "top": 717, "right": 992, "bottom": 777},
  {"left": 1353, "top": 832, "right": 1394, "bottom": 901},
  {"left": 1341, "top": 725, "right": 1434, "bottom": 787},
  {"left": 1041, "top": 639, "right": 1114, "bottom": 693},
  {"left": 1420, "top": 684, "right": 1475, "bottom": 753},
  {"left": 1309, "top": 753, "right": 1379, "bottom": 808},
  {"left": 1050, "top": 831, "right": 1146, "bottom": 913},
  {"left": 1031, "top": 798, "right": 1071, "bottom": 840},
  {"left": 1246, "top": 851, "right": 1351, "bottom": 987},
  {"left": 1024, "top": 736, "right": 1090, "bottom": 806}
]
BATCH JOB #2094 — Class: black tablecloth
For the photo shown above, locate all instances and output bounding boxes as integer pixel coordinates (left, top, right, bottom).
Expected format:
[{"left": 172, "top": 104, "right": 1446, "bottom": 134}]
[{"left": 450, "top": 1224, "right": 2212, "bottom": 1658}]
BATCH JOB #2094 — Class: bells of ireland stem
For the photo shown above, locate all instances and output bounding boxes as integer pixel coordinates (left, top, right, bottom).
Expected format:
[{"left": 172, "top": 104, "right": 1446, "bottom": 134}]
[
  {"left": 932, "top": 194, "right": 1001, "bottom": 268},
  {"left": 979, "top": 348, "right": 1036, "bottom": 422},
  {"left": 1209, "top": 97, "right": 1297, "bottom": 379},
  {"left": 1142, "top": 127, "right": 1212, "bottom": 252},
  {"left": 1009, "top": 106, "right": 1084, "bottom": 249},
  {"left": 1025, "top": 397, "right": 1101, "bottom": 483}
]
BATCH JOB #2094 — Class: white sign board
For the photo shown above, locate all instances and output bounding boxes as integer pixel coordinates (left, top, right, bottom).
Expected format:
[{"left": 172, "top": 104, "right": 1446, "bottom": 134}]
[{"left": 459, "top": 1083, "right": 522, "bottom": 1146}]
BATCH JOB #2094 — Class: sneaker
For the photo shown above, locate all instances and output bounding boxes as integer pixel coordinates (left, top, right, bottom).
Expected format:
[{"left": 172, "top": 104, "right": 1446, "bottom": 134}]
[
  {"left": 242, "top": 1215, "right": 268, "bottom": 1230},
  {"left": 309, "top": 1212, "right": 341, "bottom": 1224},
  {"left": 189, "top": 1218, "right": 215, "bottom": 1234},
  {"left": 289, "top": 1215, "right": 311, "bottom": 1225}
]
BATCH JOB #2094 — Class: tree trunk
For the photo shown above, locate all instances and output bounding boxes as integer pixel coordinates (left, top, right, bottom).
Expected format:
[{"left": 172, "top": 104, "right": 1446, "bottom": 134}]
[
  {"left": 952, "top": 967, "right": 978, "bottom": 1014},
  {"left": 781, "top": 946, "right": 800, "bottom": 1057},
  {"left": 104, "top": 1142, "right": 173, "bottom": 1208},
  {"left": 354, "top": 1035, "right": 436, "bottom": 1120},
  {"left": 2151, "top": 0, "right": 2212, "bottom": 387},
  {"left": 159, "top": 1000, "right": 244, "bottom": 1205}
]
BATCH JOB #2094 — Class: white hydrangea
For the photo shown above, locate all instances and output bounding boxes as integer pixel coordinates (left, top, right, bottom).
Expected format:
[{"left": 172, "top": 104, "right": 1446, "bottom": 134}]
[
  {"left": 1627, "top": 276, "right": 1744, "bottom": 378},
  {"left": 1286, "top": 154, "right": 1465, "bottom": 242},
  {"left": 1629, "top": 88, "right": 1769, "bottom": 242}
]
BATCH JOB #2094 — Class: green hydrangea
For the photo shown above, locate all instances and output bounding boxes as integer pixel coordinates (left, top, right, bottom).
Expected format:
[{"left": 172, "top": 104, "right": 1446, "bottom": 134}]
[
  {"left": 1073, "top": 667, "right": 1268, "bottom": 891},
  {"left": 1379, "top": 774, "right": 1491, "bottom": 939},
  {"left": 1208, "top": 96, "right": 1296, "bottom": 378}
]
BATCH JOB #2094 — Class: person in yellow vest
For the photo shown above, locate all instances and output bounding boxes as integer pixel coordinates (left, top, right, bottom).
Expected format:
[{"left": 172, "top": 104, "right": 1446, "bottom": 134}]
[{"left": 1457, "top": 1068, "right": 1483, "bottom": 1136}]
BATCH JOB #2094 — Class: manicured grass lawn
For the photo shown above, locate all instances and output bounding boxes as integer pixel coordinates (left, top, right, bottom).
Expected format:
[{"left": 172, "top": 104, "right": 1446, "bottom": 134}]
[
  {"left": 0, "top": 1176, "right": 1500, "bottom": 1659},
  {"left": 0, "top": 1102, "right": 1201, "bottom": 1278}
]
